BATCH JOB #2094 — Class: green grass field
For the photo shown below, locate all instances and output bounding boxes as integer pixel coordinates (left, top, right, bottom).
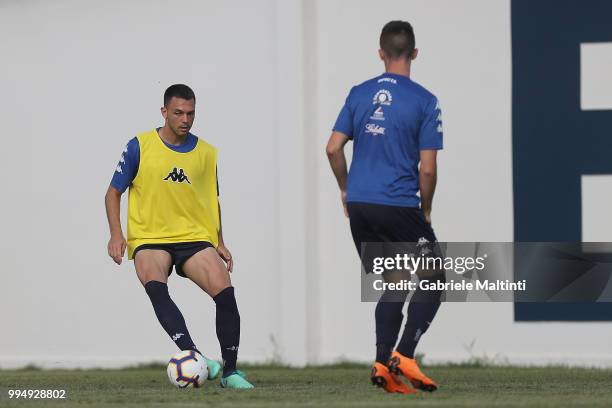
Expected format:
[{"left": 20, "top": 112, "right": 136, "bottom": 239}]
[{"left": 2, "top": 363, "right": 612, "bottom": 407}]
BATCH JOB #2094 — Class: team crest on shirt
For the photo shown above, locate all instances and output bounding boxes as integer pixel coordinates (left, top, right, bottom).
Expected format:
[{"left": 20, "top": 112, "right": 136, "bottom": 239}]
[
  {"left": 372, "top": 89, "right": 392, "bottom": 106},
  {"left": 164, "top": 167, "right": 191, "bottom": 184}
]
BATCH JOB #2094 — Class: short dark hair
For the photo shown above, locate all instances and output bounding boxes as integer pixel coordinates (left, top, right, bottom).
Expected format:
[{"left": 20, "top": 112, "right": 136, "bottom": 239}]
[
  {"left": 380, "top": 20, "right": 415, "bottom": 60},
  {"left": 164, "top": 84, "right": 196, "bottom": 106}
]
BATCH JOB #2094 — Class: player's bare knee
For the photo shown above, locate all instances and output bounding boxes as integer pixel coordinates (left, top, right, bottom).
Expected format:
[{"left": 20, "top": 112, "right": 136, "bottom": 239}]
[
  {"left": 209, "top": 281, "right": 232, "bottom": 298},
  {"left": 135, "top": 261, "right": 168, "bottom": 286}
]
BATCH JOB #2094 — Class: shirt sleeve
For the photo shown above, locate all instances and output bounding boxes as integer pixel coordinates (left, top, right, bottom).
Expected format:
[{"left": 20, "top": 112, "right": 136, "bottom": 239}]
[
  {"left": 110, "top": 137, "right": 140, "bottom": 193},
  {"left": 332, "top": 87, "right": 355, "bottom": 139},
  {"left": 419, "top": 96, "right": 444, "bottom": 150}
]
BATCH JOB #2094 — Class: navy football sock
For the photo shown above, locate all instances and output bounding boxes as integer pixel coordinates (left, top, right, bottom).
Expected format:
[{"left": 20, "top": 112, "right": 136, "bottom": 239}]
[
  {"left": 375, "top": 289, "right": 409, "bottom": 364},
  {"left": 144, "top": 280, "right": 197, "bottom": 352},
  {"left": 396, "top": 302, "right": 441, "bottom": 358},
  {"left": 396, "top": 273, "right": 445, "bottom": 358},
  {"left": 213, "top": 286, "right": 240, "bottom": 377}
]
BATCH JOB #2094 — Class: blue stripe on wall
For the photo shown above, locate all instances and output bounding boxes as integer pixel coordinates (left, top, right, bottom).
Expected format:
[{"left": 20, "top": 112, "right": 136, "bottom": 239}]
[{"left": 512, "top": 0, "right": 612, "bottom": 321}]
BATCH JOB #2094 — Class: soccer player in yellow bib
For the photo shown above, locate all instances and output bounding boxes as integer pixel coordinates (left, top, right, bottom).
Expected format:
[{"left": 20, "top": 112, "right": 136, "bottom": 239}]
[{"left": 105, "top": 84, "right": 253, "bottom": 389}]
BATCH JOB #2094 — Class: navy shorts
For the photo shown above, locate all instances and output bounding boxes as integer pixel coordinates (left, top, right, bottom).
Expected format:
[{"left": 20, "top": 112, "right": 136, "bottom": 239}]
[
  {"left": 347, "top": 202, "right": 440, "bottom": 274},
  {"left": 133, "top": 241, "right": 214, "bottom": 277}
]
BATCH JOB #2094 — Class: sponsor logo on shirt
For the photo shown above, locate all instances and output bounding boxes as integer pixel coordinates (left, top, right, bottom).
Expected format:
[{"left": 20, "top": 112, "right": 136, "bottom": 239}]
[
  {"left": 435, "top": 99, "right": 443, "bottom": 133},
  {"left": 164, "top": 167, "right": 191, "bottom": 184},
  {"left": 370, "top": 106, "right": 385, "bottom": 121},
  {"left": 365, "top": 123, "right": 386, "bottom": 136},
  {"left": 115, "top": 145, "right": 128, "bottom": 174},
  {"left": 373, "top": 89, "right": 392, "bottom": 106},
  {"left": 378, "top": 77, "right": 397, "bottom": 84}
]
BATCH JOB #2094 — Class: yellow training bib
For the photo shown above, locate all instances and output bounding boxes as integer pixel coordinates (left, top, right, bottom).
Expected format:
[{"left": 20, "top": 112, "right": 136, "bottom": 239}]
[{"left": 127, "top": 129, "right": 219, "bottom": 259}]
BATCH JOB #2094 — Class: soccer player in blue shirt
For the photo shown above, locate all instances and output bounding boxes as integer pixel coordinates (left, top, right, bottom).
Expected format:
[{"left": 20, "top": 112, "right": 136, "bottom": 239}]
[{"left": 327, "top": 21, "right": 444, "bottom": 394}]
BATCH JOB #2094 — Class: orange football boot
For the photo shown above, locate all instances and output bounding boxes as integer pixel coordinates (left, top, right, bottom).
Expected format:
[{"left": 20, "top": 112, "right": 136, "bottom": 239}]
[
  {"left": 388, "top": 351, "right": 438, "bottom": 392},
  {"left": 370, "top": 362, "right": 417, "bottom": 394}
]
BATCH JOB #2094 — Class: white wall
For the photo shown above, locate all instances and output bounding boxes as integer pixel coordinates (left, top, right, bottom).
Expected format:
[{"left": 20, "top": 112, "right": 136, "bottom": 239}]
[
  {"left": 0, "top": 0, "right": 285, "bottom": 368},
  {"left": 1, "top": 0, "right": 611, "bottom": 368}
]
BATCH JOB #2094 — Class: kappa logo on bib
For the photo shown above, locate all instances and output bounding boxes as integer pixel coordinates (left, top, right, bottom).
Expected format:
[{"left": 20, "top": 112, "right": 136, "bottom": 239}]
[{"left": 164, "top": 167, "right": 191, "bottom": 184}]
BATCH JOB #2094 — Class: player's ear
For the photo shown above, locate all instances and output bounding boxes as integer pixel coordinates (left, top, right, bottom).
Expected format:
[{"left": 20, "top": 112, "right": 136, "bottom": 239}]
[
  {"left": 160, "top": 106, "right": 167, "bottom": 120},
  {"left": 378, "top": 49, "right": 385, "bottom": 61},
  {"left": 411, "top": 48, "right": 419, "bottom": 61}
]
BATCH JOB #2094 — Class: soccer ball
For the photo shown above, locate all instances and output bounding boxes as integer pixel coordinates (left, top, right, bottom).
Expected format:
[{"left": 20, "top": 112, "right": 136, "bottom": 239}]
[{"left": 167, "top": 350, "right": 208, "bottom": 388}]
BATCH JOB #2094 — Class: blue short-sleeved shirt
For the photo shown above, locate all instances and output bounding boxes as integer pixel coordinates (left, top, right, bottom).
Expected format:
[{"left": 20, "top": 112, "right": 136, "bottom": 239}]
[{"left": 333, "top": 73, "right": 443, "bottom": 208}]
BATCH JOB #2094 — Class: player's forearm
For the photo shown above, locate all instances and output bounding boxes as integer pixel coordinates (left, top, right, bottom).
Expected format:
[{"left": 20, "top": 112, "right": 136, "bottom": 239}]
[
  {"left": 105, "top": 186, "right": 124, "bottom": 237},
  {"left": 419, "top": 171, "right": 437, "bottom": 216},
  {"left": 327, "top": 150, "right": 348, "bottom": 191}
]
